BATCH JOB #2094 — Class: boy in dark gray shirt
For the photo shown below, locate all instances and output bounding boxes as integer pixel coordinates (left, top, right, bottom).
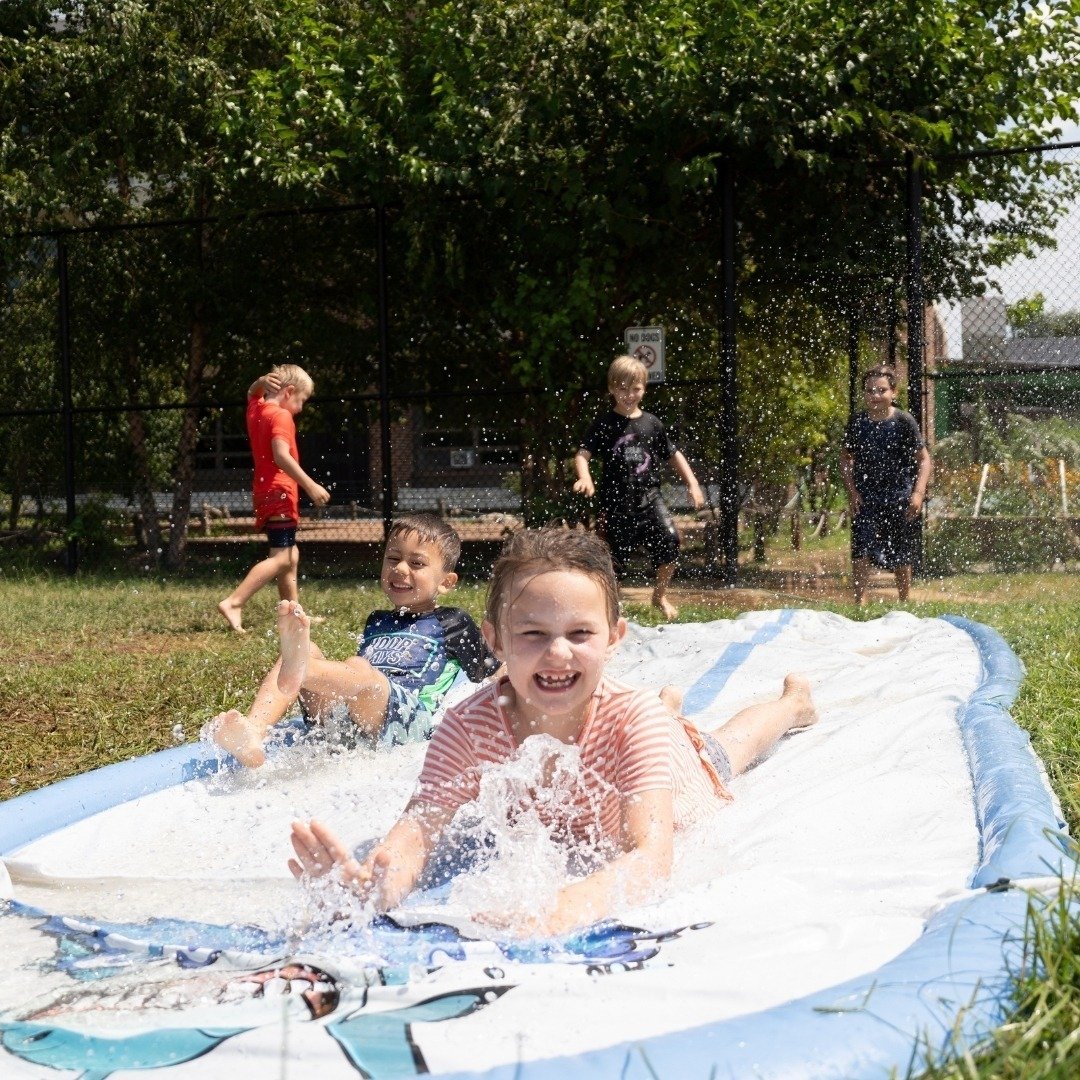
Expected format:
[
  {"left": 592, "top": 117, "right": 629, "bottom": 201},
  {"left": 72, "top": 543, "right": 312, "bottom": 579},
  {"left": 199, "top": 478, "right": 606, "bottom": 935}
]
[
  {"left": 840, "top": 367, "right": 932, "bottom": 604},
  {"left": 574, "top": 355, "right": 704, "bottom": 620}
]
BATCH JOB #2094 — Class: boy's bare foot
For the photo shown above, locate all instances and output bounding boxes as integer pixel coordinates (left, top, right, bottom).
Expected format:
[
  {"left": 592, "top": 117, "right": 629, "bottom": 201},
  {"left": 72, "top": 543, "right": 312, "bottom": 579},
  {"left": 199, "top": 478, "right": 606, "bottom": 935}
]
[
  {"left": 659, "top": 685, "right": 684, "bottom": 715},
  {"left": 782, "top": 673, "right": 819, "bottom": 731},
  {"left": 208, "top": 709, "right": 268, "bottom": 768},
  {"left": 652, "top": 593, "right": 678, "bottom": 621},
  {"left": 218, "top": 598, "right": 248, "bottom": 634},
  {"left": 277, "top": 600, "right": 312, "bottom": 698}
]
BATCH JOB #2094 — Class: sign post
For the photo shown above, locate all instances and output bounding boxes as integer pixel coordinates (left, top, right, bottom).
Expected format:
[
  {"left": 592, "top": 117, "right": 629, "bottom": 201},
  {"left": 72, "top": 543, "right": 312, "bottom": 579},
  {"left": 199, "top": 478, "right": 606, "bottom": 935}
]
[{"left": 624, "top": 326, "right": 665, "bottom": 383}]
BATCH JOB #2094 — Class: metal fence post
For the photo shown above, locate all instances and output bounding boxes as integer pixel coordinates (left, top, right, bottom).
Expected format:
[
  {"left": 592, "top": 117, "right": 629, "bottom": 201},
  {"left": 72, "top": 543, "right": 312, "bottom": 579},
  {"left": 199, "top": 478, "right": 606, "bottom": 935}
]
[
  {"left": 905, "top": 153, "right": 925, "bottom": 424},
  {"left": 375, "top": 203, "right": 394, "bottom": 541},
  {"left": 719, "top": 158, "right": 739, "bottom": 585},
  {"left": 847, "top": 310, "right": 859, "bottom": 419},
  {"left": 57, "top": 238, "right": 78, "bottom": 575},
  {"left": 905, "top": 153, "right": 925, "bottom": 569}
]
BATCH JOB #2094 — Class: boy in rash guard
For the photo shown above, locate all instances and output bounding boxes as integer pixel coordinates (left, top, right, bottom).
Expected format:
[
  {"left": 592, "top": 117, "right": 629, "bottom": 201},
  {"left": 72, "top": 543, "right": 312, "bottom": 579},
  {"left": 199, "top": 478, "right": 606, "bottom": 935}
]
[{"left": 209, "top": 514, "right": 499, "bottom": 767}]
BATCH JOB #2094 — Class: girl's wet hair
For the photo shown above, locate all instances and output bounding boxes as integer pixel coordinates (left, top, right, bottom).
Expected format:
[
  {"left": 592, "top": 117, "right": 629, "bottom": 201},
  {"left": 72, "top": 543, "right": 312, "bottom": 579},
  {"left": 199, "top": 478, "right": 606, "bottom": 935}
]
[
  {"left": 486, "top": 528, "right": 620, "bottom": 628},
  {"left": 861, "top": 365, "right": 897, "bottom": 390},
  {"left": 271, "top": 363, "right": 315, "bottom": 397}
]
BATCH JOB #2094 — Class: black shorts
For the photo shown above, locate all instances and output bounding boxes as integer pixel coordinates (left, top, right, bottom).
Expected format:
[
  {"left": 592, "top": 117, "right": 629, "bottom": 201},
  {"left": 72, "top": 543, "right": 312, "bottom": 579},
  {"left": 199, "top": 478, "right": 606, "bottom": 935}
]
[
  {"left": 851, "top": 503, "right": 916, "bottom": 569},
  {"left": 266, "top": 523, "right": 298, "bottom": 548},
  {"left": 601, "top": 497, "right": 680, "bottom": 572}
]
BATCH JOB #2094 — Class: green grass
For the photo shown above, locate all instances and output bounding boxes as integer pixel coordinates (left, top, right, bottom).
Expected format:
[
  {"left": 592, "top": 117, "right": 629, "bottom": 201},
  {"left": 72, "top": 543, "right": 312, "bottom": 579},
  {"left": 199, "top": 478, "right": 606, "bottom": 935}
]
[
  {"left": 0, "top": 572, "right": 490, "bottom": 796},
  {"left": 0, "top": 546, "right": 1078, "bottom": 1078}
]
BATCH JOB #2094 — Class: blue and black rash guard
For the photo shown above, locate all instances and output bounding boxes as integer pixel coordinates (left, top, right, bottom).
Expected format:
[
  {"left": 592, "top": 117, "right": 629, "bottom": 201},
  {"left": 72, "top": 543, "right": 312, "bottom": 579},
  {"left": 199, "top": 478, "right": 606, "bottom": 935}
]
[{"left": 358, "top": 606, "right": 498, "bottom": 714}]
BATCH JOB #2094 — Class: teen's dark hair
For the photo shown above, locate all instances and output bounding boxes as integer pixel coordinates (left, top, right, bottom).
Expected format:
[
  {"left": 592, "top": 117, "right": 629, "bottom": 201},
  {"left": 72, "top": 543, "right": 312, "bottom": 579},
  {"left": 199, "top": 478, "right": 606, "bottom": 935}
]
[
  {"left": 485, "top": 528, "right": 620, "bottom": 629},
  {"left": 861, "top": 365, "right": 897, "bottom": 390},
  {"left": 387, "top": 513, "right": 462, "bottom": 572}
]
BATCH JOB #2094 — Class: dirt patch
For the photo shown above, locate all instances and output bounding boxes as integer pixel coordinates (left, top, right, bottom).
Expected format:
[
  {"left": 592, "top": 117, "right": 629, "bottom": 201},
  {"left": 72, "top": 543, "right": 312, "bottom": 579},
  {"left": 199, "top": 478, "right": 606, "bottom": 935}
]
[
  {"left": 108, "top": 633, "right": 212, "bottom": 656},
  {"left": 622, "top": 551, "right": 1015, "bottom": 610},
  {"left": 187, "top": 516, "right": 524, "bottom": 543}
]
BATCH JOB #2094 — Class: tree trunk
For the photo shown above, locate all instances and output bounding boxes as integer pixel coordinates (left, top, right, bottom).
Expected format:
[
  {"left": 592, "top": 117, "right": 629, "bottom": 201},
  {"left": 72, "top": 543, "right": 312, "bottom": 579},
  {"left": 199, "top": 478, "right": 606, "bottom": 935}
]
[
  {"left": 165, "top": 217, "right": 210, "bottom": 570},
  {"left": 164, "top": 310, "right": 206, "bottom": 569},
  {"left": 7, "top": 481, "right": 21, "bottom": 530},
  {"left": 123, "top": 341, "right": 164, "bottom": 559},
  {"left": 115, "top": 156, "right": 165, "bottom": 560}
]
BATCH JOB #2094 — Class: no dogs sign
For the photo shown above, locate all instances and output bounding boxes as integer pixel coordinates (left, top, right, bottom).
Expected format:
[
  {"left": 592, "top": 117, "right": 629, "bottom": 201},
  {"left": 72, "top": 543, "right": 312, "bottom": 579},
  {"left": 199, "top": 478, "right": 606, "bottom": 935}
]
[{"left": 624, "top": 326, "right": 665, "bottom": 383}]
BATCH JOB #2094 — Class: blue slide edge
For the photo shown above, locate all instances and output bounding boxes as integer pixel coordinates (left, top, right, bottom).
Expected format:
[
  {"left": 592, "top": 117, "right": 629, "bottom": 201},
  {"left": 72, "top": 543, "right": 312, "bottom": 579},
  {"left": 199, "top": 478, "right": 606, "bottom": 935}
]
[
  {"left": 0, "top": 720, "right": 305, "bottom": 856},
  {"left": 0, "top": 615, "right": 1074, "bottom": 1079},
  {"left": 437, "top": 615, "right": 1077, "bottom": 1080},
  {"left": 940, "top": 614, "right": 1073, "bottom": 888}
]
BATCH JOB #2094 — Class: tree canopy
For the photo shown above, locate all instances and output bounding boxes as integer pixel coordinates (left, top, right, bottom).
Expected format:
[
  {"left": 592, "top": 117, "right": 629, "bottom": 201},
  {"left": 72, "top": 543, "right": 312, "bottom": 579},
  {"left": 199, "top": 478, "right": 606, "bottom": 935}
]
[
  {"left": 1009, "top": 293, "right": 1080, "bottom": 338},
  {"left": 2, "top": 0, "right": 1078, "bottom": 537}
]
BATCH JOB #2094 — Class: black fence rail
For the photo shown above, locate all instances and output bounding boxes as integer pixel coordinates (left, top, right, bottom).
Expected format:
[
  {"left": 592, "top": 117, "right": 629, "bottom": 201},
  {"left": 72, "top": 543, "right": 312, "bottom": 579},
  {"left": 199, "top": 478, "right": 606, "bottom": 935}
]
[{"left": 2, "top": 144, "right": 1079, "bottom": 578}]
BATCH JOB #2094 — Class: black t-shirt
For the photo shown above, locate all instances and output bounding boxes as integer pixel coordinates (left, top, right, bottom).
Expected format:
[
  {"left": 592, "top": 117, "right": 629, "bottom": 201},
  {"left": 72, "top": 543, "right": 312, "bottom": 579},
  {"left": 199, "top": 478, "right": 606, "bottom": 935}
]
[
  {"left": 842, "top": 409, "right": 925, "bottom": 507},
  {"left": 580, "top": 410, "right": 677, "bottom": 512}
]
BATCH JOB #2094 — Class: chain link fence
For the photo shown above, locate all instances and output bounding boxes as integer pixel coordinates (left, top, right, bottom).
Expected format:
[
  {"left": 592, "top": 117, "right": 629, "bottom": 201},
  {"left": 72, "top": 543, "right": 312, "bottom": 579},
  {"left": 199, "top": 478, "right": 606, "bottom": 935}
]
[
  {"left": 927, "top": 143, "right": 1080, "bottom": 572},
  {"left": 2, "top": 145, "right": 1078, "bottom": 578}
]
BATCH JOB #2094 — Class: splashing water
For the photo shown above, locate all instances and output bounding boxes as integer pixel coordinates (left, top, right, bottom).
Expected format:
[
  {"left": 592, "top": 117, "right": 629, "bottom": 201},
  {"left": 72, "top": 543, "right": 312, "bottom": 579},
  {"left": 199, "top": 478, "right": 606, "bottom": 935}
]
[{"left": 446, "top": 734, "right": 619, "bottom": 925}]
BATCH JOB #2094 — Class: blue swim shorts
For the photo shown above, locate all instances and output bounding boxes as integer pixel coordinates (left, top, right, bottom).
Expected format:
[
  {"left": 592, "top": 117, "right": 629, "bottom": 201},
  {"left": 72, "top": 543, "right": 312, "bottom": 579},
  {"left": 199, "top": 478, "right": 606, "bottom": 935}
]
[
  {"left": 700, "top": 730, "right": 734, "bottom": 785},
  {"left": 301, "top": 682, "right": 436, "bottom": 749},
  {"left": 265, "top": 523, "right": 298, "bottom": 548},
  {"left": 379, "top": 682, "right": 438, "bottom": 748},
  {"left": 851, "top": 501, "right": 917, "bottom": 570}
]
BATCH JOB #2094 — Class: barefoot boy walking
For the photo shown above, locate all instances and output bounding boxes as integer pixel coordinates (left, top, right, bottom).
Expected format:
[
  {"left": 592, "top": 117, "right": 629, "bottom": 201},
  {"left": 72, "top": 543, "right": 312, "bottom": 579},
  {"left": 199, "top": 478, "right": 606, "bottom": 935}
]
[
  {"left": 210, "top": 514, "right": 497, "bottom": 767},
  {"left": 840, "top": 366, "right": 932, "bottom": 605},
  {"left": 218, "top": 365, "right": 331, "bottom": 633},
  {"left": 574, "top": 354, "right": 705, "bottom": 620}
]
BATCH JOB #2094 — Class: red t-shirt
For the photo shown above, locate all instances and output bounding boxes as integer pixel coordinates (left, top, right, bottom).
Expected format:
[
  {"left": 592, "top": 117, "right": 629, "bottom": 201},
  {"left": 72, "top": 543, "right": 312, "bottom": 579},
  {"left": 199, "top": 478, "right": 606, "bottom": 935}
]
[{"left": 246, "top": 396, "right": 300, "bottom": 527}]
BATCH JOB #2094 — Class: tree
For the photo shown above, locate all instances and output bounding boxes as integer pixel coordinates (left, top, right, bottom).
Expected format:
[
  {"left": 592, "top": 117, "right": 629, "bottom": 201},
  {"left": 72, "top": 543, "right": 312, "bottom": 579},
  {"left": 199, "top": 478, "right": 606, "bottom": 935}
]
[
  {"left": 231, "top": 0, "right": 1080, "bottom": 492},
  {"left": 3, "top": 0, "right": 1078, "bottom": 529},
  {"left": 0, "top": 1, "right": 379, "bottom": 564},
  {"left": 1008, "top": 293, "right": 1080, "bottom": 338}
]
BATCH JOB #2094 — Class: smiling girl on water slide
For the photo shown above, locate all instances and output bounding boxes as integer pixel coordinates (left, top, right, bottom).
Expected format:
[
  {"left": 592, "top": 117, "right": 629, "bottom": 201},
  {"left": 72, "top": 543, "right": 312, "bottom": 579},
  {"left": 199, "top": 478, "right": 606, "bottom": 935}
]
[{"left": 289, "top": 528, "right": 817, "bottom": 936}]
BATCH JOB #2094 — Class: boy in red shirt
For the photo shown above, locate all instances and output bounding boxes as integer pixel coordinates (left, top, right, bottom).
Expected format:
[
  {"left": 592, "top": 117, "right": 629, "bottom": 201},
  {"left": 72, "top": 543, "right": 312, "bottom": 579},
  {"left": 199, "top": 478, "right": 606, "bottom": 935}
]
[{"left": 218, "top": 365, "right": 330, "bottom": 633}]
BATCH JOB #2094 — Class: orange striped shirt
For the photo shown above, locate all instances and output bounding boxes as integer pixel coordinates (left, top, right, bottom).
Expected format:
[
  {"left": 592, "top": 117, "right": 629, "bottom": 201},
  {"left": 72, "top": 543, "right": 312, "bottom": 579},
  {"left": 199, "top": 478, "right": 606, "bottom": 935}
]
[{"left": 415, "top": 677, "right": 733, "bottom": 846}]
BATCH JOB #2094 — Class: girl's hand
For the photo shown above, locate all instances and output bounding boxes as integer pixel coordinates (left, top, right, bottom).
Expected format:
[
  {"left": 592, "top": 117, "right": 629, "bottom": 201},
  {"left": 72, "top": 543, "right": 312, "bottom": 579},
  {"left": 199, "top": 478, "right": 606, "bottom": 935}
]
[
  {"left": 289, "top": 819, "right": 353, "bottom": 881},
  {"left": 573, "top": 477, "right": 595, "bottom": 498},
  {"left": 474, "top": 908, "right": 570, "bottom": 939},
  {"left": 687, "top": 480, "right": 705, "bottom": 510},
  {"left": 905, "top": 492, "right": 924, "bottom": 520},
  {"left": 473, "top": 909, "right": 539, "bottom": 938},
  {"left": 289, "top": 819, "right": 389, "bottom": 904}
]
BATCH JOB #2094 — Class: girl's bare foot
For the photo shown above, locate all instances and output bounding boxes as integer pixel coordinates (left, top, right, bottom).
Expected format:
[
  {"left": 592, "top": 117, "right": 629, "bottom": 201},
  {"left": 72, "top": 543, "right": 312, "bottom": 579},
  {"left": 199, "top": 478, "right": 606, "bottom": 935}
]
[
  {"left": 652, "top": 593, "right": 678, "bottom": 621},
  {"left": 207, "top": 709, "right": 267, "bottom": 768},
  {"left": 218, "top": 598, "right": 248, "bottom": 634},
  {"left": 782, "top": 674, "right": 819, "bottom": 731},
  {"left": 276, "top": 601, "right": 312, "bottom": 698}
]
